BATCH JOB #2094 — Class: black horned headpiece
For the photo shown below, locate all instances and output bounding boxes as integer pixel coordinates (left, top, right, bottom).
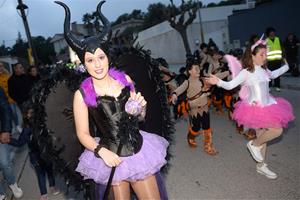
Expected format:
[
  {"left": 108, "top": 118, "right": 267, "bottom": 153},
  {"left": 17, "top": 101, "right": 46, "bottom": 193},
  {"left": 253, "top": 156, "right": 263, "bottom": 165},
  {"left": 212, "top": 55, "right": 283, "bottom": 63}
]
[{"left": 55, "top": 1, "right": 111, "bottom": 64}]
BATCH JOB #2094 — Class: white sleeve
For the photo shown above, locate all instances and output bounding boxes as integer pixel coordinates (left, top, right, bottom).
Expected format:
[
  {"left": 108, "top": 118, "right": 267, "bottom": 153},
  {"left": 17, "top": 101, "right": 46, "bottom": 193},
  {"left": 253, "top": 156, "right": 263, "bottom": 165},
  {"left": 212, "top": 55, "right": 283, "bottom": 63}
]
[
  {"left": 216, "top": 69, "right": 247, "bottom": 90},
  {"left": 268, "top": 64, "right": 289, "bottom": 79}
]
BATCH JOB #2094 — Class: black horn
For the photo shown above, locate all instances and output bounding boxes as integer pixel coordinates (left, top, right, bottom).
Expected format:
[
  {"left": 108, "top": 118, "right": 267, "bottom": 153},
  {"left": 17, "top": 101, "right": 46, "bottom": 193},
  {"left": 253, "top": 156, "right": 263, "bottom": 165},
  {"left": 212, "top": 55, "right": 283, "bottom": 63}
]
[
  {"left": 96, "top": 1, "right": 111, "bottom": 42},
  {"left": 55, "top": 1, "right": 84, "bottom": 60}
]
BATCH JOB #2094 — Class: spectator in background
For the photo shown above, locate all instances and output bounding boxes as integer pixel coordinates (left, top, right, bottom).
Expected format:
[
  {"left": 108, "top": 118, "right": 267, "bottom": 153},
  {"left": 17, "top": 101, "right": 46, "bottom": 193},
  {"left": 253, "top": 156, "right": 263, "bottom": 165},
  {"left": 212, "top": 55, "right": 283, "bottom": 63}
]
[
  {"left": 208, "top": 38, "right": 218, "bottom": 51},
  {"left": 266, "top": 27, "right": 284, "bottom": 91},
  {"left": 0, "top": 87, "right": 23, "bottom": 200},
  {"left": 8, "top": 63, "right": 31, "bottom": 110},
  {"left": 284, "top": 33, "right": 299, "bottom": 77},
  {"left": 199, "top": 43, "right": 212, "bottom": 72},
  {"left": 0, "top": 63, "right": 22, "bottom": 132},
  {"left": 9, "top": 106, "right": 60, "bottom": 200},
  {"left": 28, "top": 65, "right": 41, "bottom": 89}
]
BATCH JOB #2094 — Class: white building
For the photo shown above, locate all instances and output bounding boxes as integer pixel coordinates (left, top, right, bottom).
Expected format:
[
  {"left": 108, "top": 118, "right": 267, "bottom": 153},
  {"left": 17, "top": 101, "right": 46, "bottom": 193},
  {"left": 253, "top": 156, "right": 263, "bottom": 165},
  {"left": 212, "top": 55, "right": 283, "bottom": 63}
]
[
  {"left": 136, "top": 3, "right": 252, "bottom": 69},
  {"left": 0, "top": 56, "right": 19, "bottom": 74}
]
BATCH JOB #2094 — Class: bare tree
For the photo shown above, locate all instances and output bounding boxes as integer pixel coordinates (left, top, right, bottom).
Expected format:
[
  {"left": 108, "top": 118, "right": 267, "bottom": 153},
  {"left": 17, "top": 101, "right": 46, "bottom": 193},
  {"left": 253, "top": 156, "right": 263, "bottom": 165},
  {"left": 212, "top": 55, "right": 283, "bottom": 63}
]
[{"left": 167, "top": 0, "right": 199, "bottom": 55}]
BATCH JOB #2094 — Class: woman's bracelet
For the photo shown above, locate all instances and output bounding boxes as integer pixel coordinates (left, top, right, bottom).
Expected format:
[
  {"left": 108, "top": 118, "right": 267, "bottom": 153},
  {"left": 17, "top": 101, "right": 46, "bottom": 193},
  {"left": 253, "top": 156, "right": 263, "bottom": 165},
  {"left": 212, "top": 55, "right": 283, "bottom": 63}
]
[{"left": 94, "top": 144, "right": 106, "bottom": 158}]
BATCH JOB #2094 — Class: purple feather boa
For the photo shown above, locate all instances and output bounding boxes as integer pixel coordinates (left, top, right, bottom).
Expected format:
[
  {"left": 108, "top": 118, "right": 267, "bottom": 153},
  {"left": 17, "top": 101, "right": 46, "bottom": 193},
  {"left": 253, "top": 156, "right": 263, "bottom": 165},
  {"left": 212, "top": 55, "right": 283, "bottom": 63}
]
[{"left": 80, "top": 68, "right": 134, "bottom": 107}]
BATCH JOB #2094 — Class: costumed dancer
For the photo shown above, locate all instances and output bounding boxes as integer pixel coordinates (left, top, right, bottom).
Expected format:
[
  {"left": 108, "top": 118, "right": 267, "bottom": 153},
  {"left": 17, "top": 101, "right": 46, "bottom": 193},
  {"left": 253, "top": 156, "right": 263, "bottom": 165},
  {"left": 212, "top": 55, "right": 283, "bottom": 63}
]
[
  {"left": 56, "top": 1, "right": 169, "bottom": 199},
  {"left": 204, "top": 50, "right": 230, "bottom": 115},
  {"left": 206, "top": 35, "right": 295, "bottom": 179},
  {"left": 171, "top": 57, "right": 218, "bottom": 156},
  {"left": 224, "top": 54, "right": 256, "bottom": 140},
  {"left": 174, "top": 67, "right": 188, "bottom": 120}
]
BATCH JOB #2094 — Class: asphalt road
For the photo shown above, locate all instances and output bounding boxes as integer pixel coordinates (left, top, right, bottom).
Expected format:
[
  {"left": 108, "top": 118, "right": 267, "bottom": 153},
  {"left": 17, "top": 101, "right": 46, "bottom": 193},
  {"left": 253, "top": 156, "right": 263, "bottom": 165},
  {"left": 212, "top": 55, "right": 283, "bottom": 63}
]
[{"left": 5, "top": 79, "right": 300, "bottom": 200}]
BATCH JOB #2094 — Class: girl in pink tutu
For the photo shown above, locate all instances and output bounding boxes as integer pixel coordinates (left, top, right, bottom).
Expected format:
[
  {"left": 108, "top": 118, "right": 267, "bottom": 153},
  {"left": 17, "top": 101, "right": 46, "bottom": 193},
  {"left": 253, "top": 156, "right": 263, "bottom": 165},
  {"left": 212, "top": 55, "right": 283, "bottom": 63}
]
[
  {"left": 206, "top": 37, "right": 294, "bottom": 179},
  {"left": 56, "top": 1, "right": 168, "bottom": 199}
]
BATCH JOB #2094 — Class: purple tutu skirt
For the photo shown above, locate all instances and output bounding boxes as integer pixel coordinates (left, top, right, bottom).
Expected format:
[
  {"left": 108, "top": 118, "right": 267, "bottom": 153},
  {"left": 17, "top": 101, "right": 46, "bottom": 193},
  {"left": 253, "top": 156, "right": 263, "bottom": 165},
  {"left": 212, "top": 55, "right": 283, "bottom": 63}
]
[
  {"left": 233, "top": 97, "right": 294, "bottom": 129},
  {"left": 75, "top": 131, "right": 169, "bottom": 185}
]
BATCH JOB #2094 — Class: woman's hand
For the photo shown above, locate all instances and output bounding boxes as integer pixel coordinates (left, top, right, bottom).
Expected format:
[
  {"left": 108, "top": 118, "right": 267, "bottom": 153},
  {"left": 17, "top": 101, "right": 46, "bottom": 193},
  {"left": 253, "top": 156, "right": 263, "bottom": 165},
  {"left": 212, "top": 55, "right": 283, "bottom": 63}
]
[
  {"left": 98, "top": 148, "right": 122, "bottom": 167},
  {"left": 204, "top": 74, "right": 219, "bottom": 85},
  {"left": 171, "top": 93, "right": 177, "bottom": 105},
  {"left": 130, "top": 92, "right": 147, "bottom": 108}
]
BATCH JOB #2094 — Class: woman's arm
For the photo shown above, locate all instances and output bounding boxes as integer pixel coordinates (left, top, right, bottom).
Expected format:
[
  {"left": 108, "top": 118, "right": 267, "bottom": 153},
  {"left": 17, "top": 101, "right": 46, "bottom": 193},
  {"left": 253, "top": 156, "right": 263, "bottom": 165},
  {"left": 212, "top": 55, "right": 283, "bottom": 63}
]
[
  {"left": 9, "top": 128, "right": 31, "bottom": 147},
  {"left": 206, "top": 69, "right": 247, "bottom": 90},
  {"left": 173, "top": 80, "right": 188, "bottom": 96},
  {"left": 171, "top": 80, "right": 188, "bottom": 104},
  {"left": 73, "top": 90, "right": 122, "bottom": 167},
  {"left": 268, "top": 63, "right": 289, "bottom": 79},
  {"left": 73, "top": 90, "right": 98, "bottom": 151}
]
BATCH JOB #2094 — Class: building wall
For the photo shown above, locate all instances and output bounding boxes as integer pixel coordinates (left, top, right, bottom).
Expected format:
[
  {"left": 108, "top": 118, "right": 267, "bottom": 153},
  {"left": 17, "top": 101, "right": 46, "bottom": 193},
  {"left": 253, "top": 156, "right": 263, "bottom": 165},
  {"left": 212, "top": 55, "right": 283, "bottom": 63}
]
[
  {"left": 228, "top": 0, "right": 299, "bottom": 47},
  {"left": 53, "top": 39, "right": 68, "bottom": 55},
  {"left": 0, "top": 57, "right": 19, "bottom": 74},
  {"left": 136, "top": 4, "right": 248, "bottom": 68}
]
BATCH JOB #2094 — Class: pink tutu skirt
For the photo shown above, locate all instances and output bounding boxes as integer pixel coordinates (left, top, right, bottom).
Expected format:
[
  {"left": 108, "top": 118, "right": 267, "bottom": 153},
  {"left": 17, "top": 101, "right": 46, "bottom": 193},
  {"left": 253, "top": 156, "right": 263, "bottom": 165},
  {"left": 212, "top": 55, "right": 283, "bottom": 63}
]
[
  {"left": 233, "top": 97, "right": 294, "bottom": 129},
  {"left": 75, "top": 131, "right": 168, "bottom": 185}
]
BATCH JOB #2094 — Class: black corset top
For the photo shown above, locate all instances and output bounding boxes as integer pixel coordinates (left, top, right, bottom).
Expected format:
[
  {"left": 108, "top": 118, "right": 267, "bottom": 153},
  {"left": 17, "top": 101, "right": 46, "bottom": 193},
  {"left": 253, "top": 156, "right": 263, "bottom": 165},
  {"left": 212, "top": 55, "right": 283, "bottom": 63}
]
[{"left": 87, "top": 86, "right": 143, "bottom": 157}]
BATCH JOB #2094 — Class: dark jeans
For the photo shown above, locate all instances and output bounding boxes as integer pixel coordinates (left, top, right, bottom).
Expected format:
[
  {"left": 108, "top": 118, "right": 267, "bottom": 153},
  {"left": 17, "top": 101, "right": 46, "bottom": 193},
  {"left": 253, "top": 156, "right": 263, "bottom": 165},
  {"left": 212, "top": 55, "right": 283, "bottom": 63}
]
[
  {"left": 30, "top": 154, "right": 55, "bottom": 195},
  {"left": 268, "top": 60, "right": 282, "bottom": 88}
]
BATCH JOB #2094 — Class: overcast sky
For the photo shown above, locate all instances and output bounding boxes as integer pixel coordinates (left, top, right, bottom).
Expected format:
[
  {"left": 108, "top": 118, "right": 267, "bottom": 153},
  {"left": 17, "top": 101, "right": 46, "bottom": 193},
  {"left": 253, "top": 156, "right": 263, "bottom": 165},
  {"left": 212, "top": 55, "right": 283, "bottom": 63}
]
[{"left": 0, "top": 0, "right": 219, "bottom": 47}]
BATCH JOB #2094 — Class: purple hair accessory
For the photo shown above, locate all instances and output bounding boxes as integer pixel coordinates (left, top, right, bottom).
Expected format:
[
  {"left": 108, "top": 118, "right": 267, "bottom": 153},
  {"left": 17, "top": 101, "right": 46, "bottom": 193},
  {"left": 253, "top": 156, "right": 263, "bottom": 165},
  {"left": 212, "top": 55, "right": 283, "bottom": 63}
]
[
  {"left": 125, "top": 99, "right": 142, "bottom": 116},
  {"left": 75, "top": 64, "right": 86, "bottom": 73},
  {"left": 251, "top": 34, "right": 267, "bottom": 52}
]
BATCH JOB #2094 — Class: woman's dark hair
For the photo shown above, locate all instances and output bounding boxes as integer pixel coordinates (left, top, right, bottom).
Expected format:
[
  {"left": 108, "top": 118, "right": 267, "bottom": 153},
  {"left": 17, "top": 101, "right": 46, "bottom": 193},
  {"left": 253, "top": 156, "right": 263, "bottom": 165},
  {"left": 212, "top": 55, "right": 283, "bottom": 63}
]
[
  {"left": 186, "top": 56, "right": 200, "bottom": 76},
  {"left": 28, "top": 65, "right": 37, "bottom": 73},
  {"left": 156, "top": 57, "right": 169, "bottom": 68},
  {"left": 249, "top": 34, "right": 259, "bottom": 44},
  {"left": 208, "top": 48, "right": 219, "bottom": 57},
  {"left": 179, "top": 67, "right": 186, "bottom": 74},
  {"left": 241, "top": 43, "right": 267, "bottom": 72},
  {"left": 200, "top": 43, "right": 208, "bottom": 50},
  {"left": 266, "top": 27, "right": 275, "bottom": 37}
]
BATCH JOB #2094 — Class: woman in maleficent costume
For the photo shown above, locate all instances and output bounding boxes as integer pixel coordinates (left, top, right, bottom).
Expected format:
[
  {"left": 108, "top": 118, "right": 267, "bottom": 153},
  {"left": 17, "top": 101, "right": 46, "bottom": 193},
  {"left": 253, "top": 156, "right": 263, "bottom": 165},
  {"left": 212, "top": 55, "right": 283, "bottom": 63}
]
[
  {"left": 21, "top": 1, "right": 173, "bottom": 199},
  {"left": 54, "top": 1, "right": 172, "bottom": 199}
]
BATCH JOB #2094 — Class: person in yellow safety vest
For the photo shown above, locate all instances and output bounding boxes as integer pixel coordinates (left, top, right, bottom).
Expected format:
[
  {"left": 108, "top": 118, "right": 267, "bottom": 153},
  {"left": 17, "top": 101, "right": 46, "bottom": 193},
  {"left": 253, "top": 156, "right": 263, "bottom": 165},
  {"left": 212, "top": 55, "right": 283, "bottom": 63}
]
[{"left": 266, "top": 27, "right": 284, "bottom": 92}]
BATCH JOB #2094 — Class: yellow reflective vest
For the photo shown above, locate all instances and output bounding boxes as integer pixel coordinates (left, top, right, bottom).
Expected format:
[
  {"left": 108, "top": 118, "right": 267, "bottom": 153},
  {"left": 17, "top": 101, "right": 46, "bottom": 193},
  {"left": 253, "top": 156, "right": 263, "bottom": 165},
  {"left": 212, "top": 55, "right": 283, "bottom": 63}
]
[{"left": 267, "top": 37, "right": 282, "bottom": 61}]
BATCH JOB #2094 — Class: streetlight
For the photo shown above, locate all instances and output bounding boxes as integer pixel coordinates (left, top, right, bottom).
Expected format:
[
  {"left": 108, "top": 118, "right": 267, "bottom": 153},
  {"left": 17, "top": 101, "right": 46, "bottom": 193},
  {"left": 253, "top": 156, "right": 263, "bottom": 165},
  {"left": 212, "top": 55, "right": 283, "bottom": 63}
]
[{"left": 16, "top": 0, "right": 38, "bottom": 66}]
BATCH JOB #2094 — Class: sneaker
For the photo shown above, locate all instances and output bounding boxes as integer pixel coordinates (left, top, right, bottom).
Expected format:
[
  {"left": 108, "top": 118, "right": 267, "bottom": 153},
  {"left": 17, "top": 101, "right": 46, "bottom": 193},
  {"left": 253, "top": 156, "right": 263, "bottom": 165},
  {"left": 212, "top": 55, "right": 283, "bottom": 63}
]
[
  {"left": 0, "top": 194, "right": 6, "bottom": 200},
  {"left": 50, "top": 187, "right": 60, "bottom": 195},
  {"left": 40, "top": 194, "right": 48, "bottom": 200},
  {"left": 257, "top": 163, "right": 277, "bottom": 179},
  {"left": 275, "top": 87, "right": 281, "bottom": 92},
  {"left": 247, "top": 140, "right": 263, "bottom": 162},
  {"left": 9, "top": 183, "right": 23, "bottom": 198}
]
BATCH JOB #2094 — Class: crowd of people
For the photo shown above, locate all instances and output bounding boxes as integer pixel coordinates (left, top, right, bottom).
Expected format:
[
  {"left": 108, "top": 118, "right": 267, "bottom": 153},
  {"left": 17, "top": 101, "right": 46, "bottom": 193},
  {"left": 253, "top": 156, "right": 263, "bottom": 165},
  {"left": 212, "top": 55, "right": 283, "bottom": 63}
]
[
  {"left": 0, "top": 62, "right": 62, "bottom": 200},
  {"left": 0, "top": 0, "right": 298, "bottom": 197}
]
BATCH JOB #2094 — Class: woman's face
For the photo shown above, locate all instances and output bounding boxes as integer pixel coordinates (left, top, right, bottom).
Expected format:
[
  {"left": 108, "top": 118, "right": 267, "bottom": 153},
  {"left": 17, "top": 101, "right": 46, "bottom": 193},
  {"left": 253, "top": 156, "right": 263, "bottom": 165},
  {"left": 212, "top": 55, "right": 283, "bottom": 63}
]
[
  {"left": 84, "top": 48, "right": 109, "bottom": 80},
  {"left": 29, "top": 67, "right": 38, "bottom": 77},
  {"left": 189, "top": 65, "right": 200, "bottom": 78},
  {"left": 252, "top": 48, "right": 267, "bottom": 66}
]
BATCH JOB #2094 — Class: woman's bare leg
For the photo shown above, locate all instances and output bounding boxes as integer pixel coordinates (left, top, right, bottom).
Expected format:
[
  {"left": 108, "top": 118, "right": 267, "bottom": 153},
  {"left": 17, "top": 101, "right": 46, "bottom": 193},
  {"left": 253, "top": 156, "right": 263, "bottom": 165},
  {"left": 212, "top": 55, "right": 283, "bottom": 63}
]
[
  {"left": 253, "top": 128, "right": 283, "bottom": 146},
  {"left": 131, "top": 175, "right": 160, "bottom": 199},
  {"left": 112, "top": 181, "right": 130, "bottom": 200},
  {"left": 255, "top": 129, "right": 267, "bottom": 167}
]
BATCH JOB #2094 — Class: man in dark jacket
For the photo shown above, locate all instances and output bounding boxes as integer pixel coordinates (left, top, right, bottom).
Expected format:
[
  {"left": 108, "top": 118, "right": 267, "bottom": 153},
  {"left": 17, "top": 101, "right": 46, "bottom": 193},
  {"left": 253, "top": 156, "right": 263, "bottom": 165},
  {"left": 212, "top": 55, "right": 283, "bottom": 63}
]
[
  {"left": 8, "top": 63, "right": 31, "bottom": 110},
  {"left": 0, "top": 87, "right": 23, "bottom": 200}
]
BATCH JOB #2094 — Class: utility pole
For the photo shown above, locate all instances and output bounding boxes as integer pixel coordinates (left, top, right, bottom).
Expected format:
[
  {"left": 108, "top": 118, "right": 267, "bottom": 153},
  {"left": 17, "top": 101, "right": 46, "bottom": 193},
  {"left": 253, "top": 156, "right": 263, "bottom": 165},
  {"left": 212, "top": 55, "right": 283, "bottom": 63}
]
[
  {"left": 197, "top": 0, "right": 204, "bottom": 43},
  {"left": 16, "top": 0, "right": 38, "bottom": 66}
]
